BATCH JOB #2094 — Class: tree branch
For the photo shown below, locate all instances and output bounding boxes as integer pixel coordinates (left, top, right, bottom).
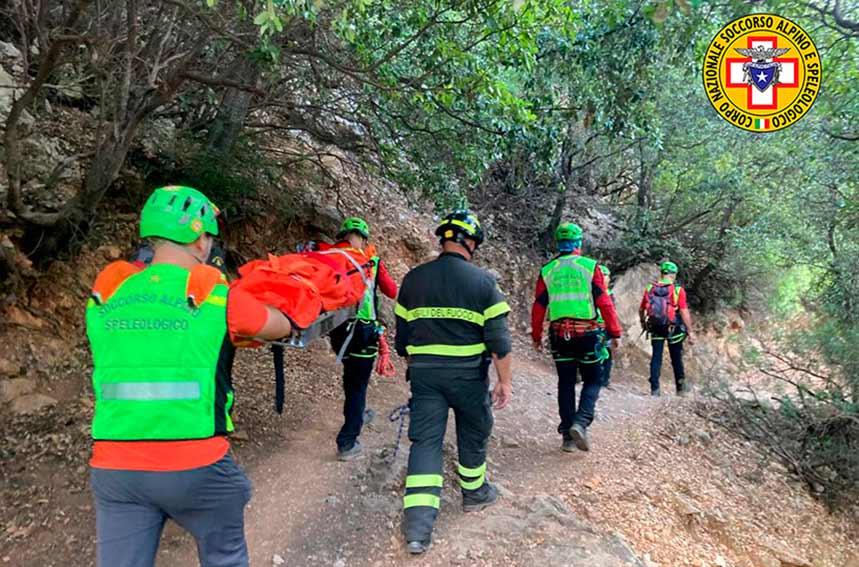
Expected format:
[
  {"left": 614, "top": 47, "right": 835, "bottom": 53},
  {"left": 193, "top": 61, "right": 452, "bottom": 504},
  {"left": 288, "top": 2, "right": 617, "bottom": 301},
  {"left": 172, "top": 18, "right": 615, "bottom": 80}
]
[{"left": 180, "top": 71, "right": 265, "bottom": 96}]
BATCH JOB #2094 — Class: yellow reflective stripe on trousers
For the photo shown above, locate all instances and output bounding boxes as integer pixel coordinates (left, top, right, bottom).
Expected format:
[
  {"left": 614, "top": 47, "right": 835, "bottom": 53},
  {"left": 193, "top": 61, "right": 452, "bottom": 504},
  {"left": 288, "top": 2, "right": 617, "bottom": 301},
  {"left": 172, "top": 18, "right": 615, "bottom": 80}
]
[
  {"left": 460, "top": 477, "right": 484, "bottom": 490},
  {"left": 406, "top": 344, "right": 487, "bottom": 356},
  {"left": 398, "top": 306, "right": 485, "bottom": 325},
  {"left": 483, "top": 301, "right": 511, "bottom": 320},
  {"left": 457, "top": 462, "right": 486, "bottom": 477},
  {"left": 403, "top": 494, "right": 441, "bottom": 509},
  {"left": 458, "top": 462, "right": 486, "bottom": 490},
  {"left": 405, "top": 474, "right": 444, "bottom": 488}
]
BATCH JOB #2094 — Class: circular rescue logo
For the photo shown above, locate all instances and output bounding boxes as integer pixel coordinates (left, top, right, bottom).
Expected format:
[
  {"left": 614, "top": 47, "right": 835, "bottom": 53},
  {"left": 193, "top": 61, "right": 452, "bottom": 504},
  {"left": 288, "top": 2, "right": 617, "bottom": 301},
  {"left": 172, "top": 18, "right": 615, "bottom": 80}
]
[{"left": 703, "top": 14, "right": 821, "bottom": 133}]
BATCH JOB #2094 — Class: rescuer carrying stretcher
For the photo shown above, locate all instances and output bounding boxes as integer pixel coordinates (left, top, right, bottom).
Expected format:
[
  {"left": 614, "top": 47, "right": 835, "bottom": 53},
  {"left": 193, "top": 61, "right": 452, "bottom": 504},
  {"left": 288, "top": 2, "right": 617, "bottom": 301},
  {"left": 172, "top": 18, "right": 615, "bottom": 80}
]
[{"left": 326, "top": 217, "right": 398, "bottom": 460}]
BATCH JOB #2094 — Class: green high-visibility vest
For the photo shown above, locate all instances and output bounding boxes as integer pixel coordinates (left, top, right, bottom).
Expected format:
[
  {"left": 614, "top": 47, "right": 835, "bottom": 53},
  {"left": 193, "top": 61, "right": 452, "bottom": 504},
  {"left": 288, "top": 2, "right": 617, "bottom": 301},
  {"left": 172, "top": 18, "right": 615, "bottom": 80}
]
[
  {"left": 541, "top": 254, "right": 598, "bottom": 321},
  {"left": 356, "top": 256, "right": 379, "bottom": 321},
  {"left": 86, "top": 264, "right": 234, "bottom": 441}
]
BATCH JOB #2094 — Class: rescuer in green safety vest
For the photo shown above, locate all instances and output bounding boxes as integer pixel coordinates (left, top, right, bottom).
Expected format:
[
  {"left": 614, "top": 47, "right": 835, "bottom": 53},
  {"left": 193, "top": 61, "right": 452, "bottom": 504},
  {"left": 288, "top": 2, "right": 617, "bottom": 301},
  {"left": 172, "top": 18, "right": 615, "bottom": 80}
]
[
  {"left": 394, "top": 209, "right": 513, "bottom": 555},
  {"left": 86, "top": 185, "right": 292, "bottom": 567},
  {"left": 327, "top": 217, "right": 398, "bottom": 460},
  {"left": 531, "top": 223, "right": 623, "bottom": 452},
  {"left": 639, "top": 261, "right": 697, "bottom": 396}
]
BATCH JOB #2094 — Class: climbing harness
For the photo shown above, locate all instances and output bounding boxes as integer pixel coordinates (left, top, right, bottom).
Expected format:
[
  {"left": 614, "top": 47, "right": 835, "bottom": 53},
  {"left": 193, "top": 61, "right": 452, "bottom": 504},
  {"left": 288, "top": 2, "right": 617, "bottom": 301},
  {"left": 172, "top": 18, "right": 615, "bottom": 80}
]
[
  {"left": 319, "top": 247, "right": 375, "bottom": 362},
  {"left": 388, "top": 403, "right": 410, "bottom": 460}
]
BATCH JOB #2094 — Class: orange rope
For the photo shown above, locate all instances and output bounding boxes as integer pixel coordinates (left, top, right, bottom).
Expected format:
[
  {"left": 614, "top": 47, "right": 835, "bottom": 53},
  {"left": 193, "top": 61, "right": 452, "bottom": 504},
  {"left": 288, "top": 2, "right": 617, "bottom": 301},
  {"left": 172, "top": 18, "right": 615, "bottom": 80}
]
[{"left": 375, "top": 332, "right": 396, "bottom": 377}]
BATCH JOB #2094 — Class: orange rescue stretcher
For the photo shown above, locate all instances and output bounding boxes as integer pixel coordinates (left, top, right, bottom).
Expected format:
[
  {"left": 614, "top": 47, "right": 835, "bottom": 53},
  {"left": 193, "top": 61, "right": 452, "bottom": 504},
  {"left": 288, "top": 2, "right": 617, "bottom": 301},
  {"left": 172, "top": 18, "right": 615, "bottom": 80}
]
[
  {"left": 128, "top": 241, "right": 377, "bottom": 413},
  {"left": 232, "top": 243, "right": 376, "bottom": 413}
]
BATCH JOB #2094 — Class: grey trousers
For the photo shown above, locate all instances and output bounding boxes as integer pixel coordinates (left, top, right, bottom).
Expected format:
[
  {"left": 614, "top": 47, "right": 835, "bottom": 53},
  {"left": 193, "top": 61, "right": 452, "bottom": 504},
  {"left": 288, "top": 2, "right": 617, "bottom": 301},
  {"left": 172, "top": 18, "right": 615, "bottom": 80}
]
[{"left": 90, "top": 453, "right": 252, "bottom": 567}]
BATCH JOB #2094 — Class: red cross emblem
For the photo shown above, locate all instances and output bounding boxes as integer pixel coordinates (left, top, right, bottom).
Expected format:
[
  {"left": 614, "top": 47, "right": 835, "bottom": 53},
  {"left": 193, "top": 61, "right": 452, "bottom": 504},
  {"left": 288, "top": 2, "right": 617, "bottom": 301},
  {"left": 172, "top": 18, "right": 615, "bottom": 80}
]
[{"left": 725, "top": 36, "right": 798, "bottom": 110}]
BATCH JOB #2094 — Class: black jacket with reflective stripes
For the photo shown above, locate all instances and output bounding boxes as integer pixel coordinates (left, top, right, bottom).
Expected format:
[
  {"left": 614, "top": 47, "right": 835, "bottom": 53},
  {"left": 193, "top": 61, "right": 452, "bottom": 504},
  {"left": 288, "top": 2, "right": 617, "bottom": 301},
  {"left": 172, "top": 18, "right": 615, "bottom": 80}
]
[{"left": 395, "top": 252, "right": 511, "bottom": 368}]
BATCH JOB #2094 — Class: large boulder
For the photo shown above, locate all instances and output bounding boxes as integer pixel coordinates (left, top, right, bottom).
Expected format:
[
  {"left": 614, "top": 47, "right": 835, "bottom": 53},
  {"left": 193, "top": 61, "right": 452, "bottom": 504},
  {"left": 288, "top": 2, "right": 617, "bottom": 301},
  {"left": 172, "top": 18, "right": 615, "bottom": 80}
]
[
  {"left": 611, "top": 263, "right": 660, "bottom": 353},
  {"left": 0, "top": 41, "right": 22, "bottom": 61},
  {"left": 0, "top": 66, "right": 34, "bottom": 129}
]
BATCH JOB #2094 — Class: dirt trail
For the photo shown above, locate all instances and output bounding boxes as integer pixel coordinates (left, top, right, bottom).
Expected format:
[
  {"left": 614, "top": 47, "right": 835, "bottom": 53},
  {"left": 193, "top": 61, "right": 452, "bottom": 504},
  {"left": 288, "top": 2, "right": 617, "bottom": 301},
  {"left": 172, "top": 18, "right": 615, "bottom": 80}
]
[
  {"left": 3, "top": 335, "right": 857, "bottom": 567},
  {"left": 149, "top": 340, "right": 859, "bottom": 567},
  {"left": 152, "top": 346, "right": 661, "bottom": 567}
]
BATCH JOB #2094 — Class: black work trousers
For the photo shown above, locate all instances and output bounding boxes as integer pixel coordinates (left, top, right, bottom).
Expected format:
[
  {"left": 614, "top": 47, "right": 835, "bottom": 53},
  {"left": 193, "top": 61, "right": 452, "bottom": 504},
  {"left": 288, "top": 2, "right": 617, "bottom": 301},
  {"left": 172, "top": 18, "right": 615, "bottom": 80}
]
[
  {"left": 649, "top": 338, "right": 686, "bottom": 392},
  {"left": 336, "top": 355, "right": 375, "bottom": 451},
  {"left": 331, "top": 320, "right": 380, "bottom": 451},
  {"left": 550, "top": 329, "right": 605, "bottom": 434},
  {"left": 403, "top": 365, "right": 493, "bottom": 543},
  {"left": 556, "top": 359, "right": 603, "bottom": 434}
]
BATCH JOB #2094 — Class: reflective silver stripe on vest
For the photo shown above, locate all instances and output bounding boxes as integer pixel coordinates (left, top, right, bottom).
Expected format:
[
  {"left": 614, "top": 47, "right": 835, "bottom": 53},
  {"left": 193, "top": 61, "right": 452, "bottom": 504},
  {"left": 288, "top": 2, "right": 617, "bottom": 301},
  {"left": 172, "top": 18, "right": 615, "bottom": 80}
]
[
  {"left": 547, "top": 292, "right": 591, "bottom": 302},
  {"left": 101, "top": 382, "right": 201, "bottom": 401}
]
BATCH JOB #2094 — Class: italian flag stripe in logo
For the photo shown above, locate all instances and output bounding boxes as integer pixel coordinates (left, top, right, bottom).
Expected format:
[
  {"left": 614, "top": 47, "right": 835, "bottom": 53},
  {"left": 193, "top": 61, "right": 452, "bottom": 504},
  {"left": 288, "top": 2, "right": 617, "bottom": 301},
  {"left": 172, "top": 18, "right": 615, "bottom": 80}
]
[{"left": 754, "top": 118, "right": 770, "bottom": 130}]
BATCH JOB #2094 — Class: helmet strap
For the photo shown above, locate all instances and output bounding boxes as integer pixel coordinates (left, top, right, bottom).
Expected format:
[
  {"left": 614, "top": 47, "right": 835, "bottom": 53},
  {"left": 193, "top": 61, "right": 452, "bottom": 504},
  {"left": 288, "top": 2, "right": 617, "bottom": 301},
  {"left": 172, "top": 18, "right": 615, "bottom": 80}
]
[
  {"left": 454, "top": 232, "right": 477, "bottom": 257},
  {"left": 165, "top": 240, "right": 208, "bottom": 265},
  {"left": 440, "top": 232, "right": 476, "bottom": 259}
]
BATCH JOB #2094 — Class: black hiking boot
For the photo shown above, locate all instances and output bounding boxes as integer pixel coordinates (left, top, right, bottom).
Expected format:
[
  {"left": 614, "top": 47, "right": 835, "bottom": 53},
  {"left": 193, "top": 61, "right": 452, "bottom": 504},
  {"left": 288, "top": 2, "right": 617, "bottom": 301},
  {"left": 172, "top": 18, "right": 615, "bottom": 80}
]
[
  {"left": 462, "top": 482, "right": 498, "bottom": 513},
  {"left": 337, "top": 440, "right": 363, "bottom": 461},
  {"left": 407, "top": 540, "right": 431, "bottom": 555},
  {"left": 570, "top": 423, "right": 590, "bottom": 452},
  {"left": 651, "top": 388, "right": 662, "bottom": 397},
  {"left": 562, "top": 430, "right": 577, "bottom": 452},
  {"left": 676, "top": 382, "right": 690, "bottom": 396}
]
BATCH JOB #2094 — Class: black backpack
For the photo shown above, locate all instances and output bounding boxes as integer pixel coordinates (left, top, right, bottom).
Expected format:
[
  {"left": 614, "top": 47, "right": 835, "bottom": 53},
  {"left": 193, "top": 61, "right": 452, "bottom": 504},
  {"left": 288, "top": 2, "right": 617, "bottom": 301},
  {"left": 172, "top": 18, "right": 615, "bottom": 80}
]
[{"left": 646, "top": 283, "right": 678, "bottom": 331}]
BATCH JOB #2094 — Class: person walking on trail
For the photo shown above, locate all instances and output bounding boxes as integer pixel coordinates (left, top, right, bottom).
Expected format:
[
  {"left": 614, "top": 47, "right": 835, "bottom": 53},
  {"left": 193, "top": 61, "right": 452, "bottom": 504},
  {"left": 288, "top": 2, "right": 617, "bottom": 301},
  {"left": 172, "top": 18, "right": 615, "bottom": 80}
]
[
  {"left": 328, "top": 217, "right": 398, "bottom": 461},
  {"left": 639, "top": 261, "right": 697, "bottom": 396},
  {"left": 86, "top": 186, "right": 293, "bottom": 567},
  {"left": 597, "top": 264, "right": 616, "bottom": 389},
  {"left": 531, "top": 223, "right": 622, "bottom": 453},
  {"left": 394, "top": 209, "right": 513, "bottom": 555}
]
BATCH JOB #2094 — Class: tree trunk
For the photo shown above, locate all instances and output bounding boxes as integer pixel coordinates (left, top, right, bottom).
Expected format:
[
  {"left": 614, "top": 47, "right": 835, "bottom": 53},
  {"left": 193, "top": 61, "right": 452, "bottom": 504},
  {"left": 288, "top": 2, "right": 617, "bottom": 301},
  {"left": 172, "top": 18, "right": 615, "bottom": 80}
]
[
  {"left": 689, "top": 201, "right": 740, "bottom": 309},
  {"left": 544, "top": 185, "right": 567, "bottom": 248},
  {"left": 207, "top": 56, "right": 260, "bottom": 158}
]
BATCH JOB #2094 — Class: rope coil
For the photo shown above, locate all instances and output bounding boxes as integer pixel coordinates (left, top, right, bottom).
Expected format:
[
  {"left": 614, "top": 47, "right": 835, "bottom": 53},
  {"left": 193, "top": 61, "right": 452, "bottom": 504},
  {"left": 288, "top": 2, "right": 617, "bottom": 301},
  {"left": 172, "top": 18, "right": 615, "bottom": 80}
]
[
  {"left": 375, "top": 332, "right": 396, "bottom": 377},
  {"left": 388, "top": 403, "right": 410, "bottom": 460}
]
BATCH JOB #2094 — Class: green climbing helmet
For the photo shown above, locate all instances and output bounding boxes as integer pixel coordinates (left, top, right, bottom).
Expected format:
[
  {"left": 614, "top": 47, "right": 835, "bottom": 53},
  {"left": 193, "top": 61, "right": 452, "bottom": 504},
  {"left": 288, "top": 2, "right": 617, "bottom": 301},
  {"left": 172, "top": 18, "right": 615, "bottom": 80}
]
[
  {"left": 555, "top": 222, "right": 583, "bottom": 243},
  {"left": 660, "top": 261, "right": 679, "bottom": 274},
  {"left": 435, "top": 209, "right": 484, "bottom": 246},
  {"left": 599, "top": 265, "right": 611, "bottom": 277},
  {"left": 337, "top": 217, "right": 370, "bottom": 240},
  {"left": 139, "top": 185, "right": 220, "bottom": 244}
]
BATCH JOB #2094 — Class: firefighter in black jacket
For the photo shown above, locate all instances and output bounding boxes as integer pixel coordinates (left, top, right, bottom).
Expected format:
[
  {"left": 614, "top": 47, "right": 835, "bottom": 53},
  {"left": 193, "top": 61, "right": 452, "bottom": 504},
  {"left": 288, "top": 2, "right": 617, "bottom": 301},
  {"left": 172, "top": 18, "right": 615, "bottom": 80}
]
[{"left": 395, "top": 210, "right": 513, "bottom": 555}]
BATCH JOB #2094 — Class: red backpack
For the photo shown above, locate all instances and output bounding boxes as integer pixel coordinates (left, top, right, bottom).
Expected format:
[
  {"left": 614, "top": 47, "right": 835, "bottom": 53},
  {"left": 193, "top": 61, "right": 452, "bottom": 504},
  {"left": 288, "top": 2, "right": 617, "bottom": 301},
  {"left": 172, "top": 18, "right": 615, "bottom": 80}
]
[{"left": 645, "top": 282, "right": 680, "bottom": 331}]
